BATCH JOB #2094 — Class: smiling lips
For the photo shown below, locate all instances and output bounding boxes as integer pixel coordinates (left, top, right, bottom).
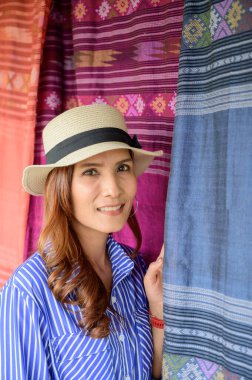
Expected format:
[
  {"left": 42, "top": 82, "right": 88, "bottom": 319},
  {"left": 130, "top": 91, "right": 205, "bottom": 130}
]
[{"left": 97, "top": 204, "right": 125, "bottom": 215}]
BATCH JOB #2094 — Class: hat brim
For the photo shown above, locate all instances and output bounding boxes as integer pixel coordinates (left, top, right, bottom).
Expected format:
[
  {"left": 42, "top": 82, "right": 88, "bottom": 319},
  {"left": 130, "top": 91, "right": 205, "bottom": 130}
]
[{"left": 22, "top": 142, "right": 163, "bottom": 196}]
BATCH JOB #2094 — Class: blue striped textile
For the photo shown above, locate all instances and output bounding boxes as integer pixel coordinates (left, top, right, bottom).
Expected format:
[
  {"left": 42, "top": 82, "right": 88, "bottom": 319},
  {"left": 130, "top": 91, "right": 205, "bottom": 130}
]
[
  {"left": 0, "top": 236, "right": 153, "bottom": 379},
  {"left": 163, "top": 0, "right": 252, "bottom": 378}
]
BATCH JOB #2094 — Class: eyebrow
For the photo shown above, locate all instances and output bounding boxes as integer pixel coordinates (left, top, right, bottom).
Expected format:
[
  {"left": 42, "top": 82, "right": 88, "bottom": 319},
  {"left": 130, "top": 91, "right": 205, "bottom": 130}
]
[{"left": 78, "top": 158, "right": 133, "bottom": 168}]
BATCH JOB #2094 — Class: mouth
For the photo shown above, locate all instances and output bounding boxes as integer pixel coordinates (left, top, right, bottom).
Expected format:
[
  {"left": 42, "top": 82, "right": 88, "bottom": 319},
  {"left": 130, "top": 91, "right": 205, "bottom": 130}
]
[{"left": 97, "top": 204, "right": 125, "bottom": 215}]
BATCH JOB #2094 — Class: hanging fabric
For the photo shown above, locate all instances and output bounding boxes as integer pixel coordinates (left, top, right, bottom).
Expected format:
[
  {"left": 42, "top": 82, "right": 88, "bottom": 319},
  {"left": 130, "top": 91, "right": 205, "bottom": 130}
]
[
  {"left": 0, "top": 1, "right": 51, "bottom": 287},
  {"left": 163, "top": 0, "right": 252, "bottom": 378},
  {"left": 25, "top": 0, "right": 184, "bottom": 264}
]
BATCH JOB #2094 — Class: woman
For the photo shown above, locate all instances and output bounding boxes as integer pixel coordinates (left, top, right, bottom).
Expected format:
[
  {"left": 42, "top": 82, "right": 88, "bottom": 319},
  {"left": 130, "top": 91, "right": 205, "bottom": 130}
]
[{"left": 0, "top": 104, "right": 164, "bottom": 380}]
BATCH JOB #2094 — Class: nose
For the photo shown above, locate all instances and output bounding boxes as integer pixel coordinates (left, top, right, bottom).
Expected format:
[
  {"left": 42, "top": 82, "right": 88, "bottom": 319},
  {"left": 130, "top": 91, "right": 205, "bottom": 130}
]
[{"left": 102, "top": 172, "right": 122, "bottom": 198}]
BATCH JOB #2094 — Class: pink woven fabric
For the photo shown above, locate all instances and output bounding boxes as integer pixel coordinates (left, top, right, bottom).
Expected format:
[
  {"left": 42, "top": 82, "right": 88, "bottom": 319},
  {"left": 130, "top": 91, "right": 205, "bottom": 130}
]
[{"left": 25, "top": 0, "right": 184, "bottom": 264}]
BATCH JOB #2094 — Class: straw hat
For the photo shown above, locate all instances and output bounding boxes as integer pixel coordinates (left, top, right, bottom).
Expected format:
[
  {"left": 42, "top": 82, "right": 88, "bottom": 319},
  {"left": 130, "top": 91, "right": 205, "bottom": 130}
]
[{"left": 22, "top": 104, "right": 163, "bottom": 196}]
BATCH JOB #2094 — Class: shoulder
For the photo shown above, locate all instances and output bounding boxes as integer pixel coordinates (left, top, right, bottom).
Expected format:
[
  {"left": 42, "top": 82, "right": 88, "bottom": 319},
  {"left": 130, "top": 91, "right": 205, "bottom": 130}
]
[{"left": 1, "top": 252, "right": 49, "bottom": 303}]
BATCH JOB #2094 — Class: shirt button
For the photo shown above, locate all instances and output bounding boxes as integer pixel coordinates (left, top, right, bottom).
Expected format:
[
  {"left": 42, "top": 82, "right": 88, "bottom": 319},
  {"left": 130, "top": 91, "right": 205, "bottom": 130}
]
[
  {"left": 119, "top": 334, "right": 124, "bottom": 342},
  {"left": 112, "top": 296, "right": 117, "bottom": 304},
  {"left": 125, "top": 376, "right": 130, "bottom": 380}
]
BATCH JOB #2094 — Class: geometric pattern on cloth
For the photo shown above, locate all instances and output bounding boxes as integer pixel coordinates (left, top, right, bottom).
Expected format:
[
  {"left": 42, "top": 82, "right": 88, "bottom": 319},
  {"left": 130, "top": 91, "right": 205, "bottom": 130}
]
[
  {"left": 176, "top": 30, "right": 252, "bottom": 115},
  {"left": 162, "top": 354, "right": 246, "bottom": 380},
  {"left": 25, "top": 0, "right": 184, "bottom": 266},
  {"left": 177, "top": 0, "right": 252, "bottom": 119},
  {"left": 163, "top": 284, "right": 252, "bottom": 378},
  {"left": 182, "top": 0, "right": 252, "bottom": 49},
  {"left": 178, "top": 0, "right": 252, "bottom": 116},
  {"left": 74, "top": 0, "right": 172, "bottom": 20}
]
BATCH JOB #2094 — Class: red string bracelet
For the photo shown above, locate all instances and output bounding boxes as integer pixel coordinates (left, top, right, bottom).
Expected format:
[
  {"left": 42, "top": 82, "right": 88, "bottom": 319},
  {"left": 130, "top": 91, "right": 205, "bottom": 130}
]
[{"left": 149, "top": 311, "right": 164, "bottom": 329}]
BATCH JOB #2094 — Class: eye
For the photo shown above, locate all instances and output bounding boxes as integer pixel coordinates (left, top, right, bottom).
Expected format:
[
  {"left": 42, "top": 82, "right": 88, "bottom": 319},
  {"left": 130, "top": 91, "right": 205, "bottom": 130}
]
[
  {"left": 117, "top": 164, "right": 130, "bottom": 172},
  {"left": 82, "top": 169, "right": 98, "bottom": 176}
]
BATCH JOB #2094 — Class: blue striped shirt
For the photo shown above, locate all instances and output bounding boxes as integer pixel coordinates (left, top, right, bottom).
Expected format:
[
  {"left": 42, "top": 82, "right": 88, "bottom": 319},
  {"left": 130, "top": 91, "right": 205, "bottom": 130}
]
[{"left": 0, "top": 236, "right": 153, "bottom": 380}]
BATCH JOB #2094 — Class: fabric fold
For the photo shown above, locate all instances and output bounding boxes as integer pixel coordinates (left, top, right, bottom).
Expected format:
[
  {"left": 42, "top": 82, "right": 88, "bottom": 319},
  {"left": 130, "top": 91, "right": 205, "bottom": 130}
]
[
  {"left": 0, "top": 0, "right": 51, "bottom": 287},
  {"left": 163, "top": 0, "right": 252, "bottom": 378}
]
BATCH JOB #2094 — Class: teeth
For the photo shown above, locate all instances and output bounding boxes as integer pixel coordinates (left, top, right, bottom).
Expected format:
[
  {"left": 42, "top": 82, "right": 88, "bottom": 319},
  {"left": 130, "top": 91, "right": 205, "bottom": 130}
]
[{"left": 98, "top": 205, "right": 122, "bottom": 212}]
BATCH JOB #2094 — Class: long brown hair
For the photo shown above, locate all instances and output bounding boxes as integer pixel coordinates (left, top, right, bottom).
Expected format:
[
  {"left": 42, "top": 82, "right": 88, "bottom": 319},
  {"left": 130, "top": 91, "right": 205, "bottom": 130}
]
[{"left": 38, "top": 164, "right": 142, "bottom": 338}]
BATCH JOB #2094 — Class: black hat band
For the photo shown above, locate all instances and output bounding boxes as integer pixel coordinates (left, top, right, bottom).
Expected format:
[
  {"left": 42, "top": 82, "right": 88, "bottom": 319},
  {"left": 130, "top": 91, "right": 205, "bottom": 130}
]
[{"left": 46, "top": 127, "right": 142, "bottom": 164}]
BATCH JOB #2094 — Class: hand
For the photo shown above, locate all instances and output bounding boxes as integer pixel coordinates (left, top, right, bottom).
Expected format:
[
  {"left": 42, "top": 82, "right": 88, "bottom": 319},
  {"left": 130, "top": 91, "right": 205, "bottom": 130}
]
[{"left": 143, "top": 244, "right": 164, "bottom": 319}]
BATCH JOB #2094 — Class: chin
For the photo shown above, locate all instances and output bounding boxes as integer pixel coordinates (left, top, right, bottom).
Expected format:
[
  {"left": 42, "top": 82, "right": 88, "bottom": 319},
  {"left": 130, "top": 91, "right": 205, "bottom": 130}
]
[
  {"left": 101, "top": 221, "right": 127, "bottom": 234},
  {"left": 110, "top": 225, "right": 125, "bottom": 233}
]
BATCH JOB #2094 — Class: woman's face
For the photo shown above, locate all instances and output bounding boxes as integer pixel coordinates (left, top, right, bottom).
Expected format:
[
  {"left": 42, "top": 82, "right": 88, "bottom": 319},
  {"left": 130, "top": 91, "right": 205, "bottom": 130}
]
[{"left": 70, "top": 149, "right": 137, "bottom": 238}]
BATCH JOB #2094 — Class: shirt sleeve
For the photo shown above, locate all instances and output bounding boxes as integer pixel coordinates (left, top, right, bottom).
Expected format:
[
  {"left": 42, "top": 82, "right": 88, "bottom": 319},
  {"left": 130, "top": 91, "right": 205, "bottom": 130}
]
[{"left": 0, "top": 283, "right": 52, "bottom": 380}]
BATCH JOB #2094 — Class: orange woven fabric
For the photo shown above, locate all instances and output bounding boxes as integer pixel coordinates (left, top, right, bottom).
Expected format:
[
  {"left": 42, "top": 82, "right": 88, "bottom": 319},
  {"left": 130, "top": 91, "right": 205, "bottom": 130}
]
[{"left": 0, "top": 0, "right": 51, "bottom": 287}]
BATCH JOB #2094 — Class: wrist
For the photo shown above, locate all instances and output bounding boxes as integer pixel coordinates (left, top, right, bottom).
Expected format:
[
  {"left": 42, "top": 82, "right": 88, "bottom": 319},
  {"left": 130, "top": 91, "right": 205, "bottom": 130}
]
[
  {"left": 149, "top": 303, "right": 163, "bottom": 320},
  {"left": 149, "top": 311, "right": 164, "bottom": 329}
]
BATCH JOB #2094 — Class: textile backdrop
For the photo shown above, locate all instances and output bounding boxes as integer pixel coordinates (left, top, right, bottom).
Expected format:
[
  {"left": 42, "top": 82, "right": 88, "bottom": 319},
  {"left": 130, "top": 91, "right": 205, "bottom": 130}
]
[
  {"left": 163, "top": 0, "right": 252, "bottom": 379},
  {"left": 0, "top": 0, "right": 51, "bottom": 287},
  {"left": 25, "top": 0, "right": 184, "bottom": 265}
]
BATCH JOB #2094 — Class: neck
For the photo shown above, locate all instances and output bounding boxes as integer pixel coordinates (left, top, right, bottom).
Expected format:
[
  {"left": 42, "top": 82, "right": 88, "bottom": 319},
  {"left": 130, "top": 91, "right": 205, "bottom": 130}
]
[
  {"left": 74, "top": 227, "right": 112, "bottom": 293},
  {"left": 71, "top": 223, "right": 113, "bottom": 294},
  {"left": 72, "top": 223, "right": 109, "bottom": 269}
]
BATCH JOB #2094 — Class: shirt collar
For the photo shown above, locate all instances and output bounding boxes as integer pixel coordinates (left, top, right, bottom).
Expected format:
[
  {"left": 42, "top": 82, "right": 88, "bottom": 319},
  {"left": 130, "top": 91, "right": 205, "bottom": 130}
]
[
  {"left": 107, "top": 235, "right": 134, "bottom": 288},
  {"left": 44, "top": 236, "right": 134, "bottom": 289}
]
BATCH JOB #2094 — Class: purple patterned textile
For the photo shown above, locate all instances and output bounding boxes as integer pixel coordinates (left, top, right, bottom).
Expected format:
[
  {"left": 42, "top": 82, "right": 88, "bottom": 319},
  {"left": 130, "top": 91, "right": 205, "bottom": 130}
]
[{"left": 25, "top": 0, "right": 184, "bottom": 265}]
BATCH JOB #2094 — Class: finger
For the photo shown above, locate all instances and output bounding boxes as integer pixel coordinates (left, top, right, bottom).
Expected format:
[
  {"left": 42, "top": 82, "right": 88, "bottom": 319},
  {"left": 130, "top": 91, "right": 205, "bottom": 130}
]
[
  {"left": 144, "top": 271, "right": 161, "bottom": 286},
  {"left": 145, "top": 262, "right": 163, "bottom": 282},
  {"left": 158, "top": 244, "right": 164, "bottom": 259},
  {"left": 148, "top": 258, "right": 163, "bottom": 272}
]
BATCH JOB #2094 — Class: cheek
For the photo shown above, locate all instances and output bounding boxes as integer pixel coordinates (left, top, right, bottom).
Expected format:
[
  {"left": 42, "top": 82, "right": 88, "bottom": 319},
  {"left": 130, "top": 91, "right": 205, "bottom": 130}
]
[
  {"left": 71, "top": 181, "right": 96, "bottom": 210},
  {"left": 126, "top": 175, "right": 137, "bottom": 199}
]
